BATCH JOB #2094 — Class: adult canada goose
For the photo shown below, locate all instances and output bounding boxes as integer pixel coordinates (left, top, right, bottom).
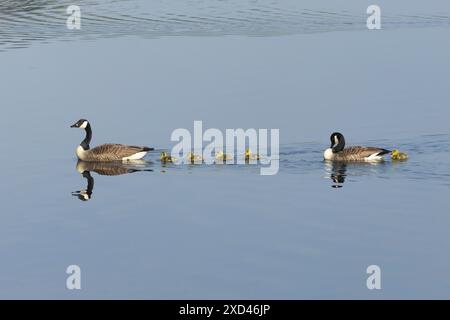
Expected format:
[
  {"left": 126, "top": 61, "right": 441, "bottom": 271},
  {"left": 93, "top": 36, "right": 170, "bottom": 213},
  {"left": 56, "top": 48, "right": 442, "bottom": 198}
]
[
  {"left": 70, "top": 119, "right": 154, "bottom": 162},
  {"left": 324, "top": 132, "right": 391, "bottom": 161}
]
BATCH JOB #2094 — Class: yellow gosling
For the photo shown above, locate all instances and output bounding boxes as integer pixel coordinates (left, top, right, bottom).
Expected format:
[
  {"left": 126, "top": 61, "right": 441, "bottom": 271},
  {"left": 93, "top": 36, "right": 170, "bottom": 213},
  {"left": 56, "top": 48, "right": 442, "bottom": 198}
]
[
  {"left": 215, "top": 151, "right": 232, "bottom": 162},
  {"left": 391, "top": 149, "right": 408, "bottom": 161},
  {"left": 245, "top": 148, "right": 260, "bottom": 161},
  {"left": 160, "top": 152, "right": 176, "bottom": 163},
  {"left": 187, "top": 152, "right": 203, "bottom": 163}
]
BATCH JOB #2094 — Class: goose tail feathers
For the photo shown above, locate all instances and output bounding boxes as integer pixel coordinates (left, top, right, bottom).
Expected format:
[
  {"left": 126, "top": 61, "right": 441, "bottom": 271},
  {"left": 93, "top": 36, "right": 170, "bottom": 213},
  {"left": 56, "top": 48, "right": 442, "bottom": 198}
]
[{"left": 377, "top": 149, "right": 391, "bottom": 156}]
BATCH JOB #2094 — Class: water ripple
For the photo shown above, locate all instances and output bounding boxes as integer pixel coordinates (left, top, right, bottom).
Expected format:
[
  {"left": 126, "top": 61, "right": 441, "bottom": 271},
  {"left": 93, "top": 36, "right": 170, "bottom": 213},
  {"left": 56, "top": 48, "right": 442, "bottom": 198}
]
[
  {"left": 279, "top": 134, "right": 450, "bottom": 188},
  {"left": 1, "top": 0, "right": 449, "bottom": 51}
]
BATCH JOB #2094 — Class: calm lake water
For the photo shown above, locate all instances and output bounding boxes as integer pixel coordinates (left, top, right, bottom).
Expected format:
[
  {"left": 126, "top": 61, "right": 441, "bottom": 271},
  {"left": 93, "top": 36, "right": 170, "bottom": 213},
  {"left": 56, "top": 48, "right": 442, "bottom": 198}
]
[{"left": 0, "top": 0, "right": 449, "bottom": 299}]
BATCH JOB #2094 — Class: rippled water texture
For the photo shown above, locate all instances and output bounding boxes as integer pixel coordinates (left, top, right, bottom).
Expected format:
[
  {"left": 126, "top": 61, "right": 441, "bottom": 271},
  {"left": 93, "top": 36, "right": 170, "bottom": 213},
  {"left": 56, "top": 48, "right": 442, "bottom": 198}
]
[
  {"left": 1, "top": 0, "right": 449, "bottom": 51},
  {"left": 280, "top": 134, "right": 450, "bottom": 188},
  {"left": 73, "top": 134, "right": 450, "bottom": 202}
]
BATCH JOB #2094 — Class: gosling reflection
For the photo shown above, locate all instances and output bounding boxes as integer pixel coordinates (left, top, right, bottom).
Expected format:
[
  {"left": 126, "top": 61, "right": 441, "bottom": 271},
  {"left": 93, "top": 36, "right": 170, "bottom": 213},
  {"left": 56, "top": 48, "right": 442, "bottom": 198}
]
[
  {"left": 326, "top": 161, "right": 347, "bottom": 188},
  {"left": 72, "top": 160, "right": 153, "bottom": 201}
]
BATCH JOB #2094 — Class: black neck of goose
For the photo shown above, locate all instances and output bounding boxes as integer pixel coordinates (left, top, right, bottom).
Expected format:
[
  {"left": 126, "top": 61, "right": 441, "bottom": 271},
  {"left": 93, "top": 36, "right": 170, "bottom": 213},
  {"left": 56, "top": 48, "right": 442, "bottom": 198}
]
[
  {"left": 332, "top": 137, "right": 345, "bottom": 153},
  {"left": 80, "top": 123, "right": 92, "bottom": 150}
]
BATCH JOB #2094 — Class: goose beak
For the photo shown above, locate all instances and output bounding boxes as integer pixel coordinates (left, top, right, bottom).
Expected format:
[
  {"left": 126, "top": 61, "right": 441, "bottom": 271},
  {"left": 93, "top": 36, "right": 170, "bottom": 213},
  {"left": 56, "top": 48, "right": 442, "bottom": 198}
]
[{"left": 70, "top": 124, "right": 77, "bottom": 128}]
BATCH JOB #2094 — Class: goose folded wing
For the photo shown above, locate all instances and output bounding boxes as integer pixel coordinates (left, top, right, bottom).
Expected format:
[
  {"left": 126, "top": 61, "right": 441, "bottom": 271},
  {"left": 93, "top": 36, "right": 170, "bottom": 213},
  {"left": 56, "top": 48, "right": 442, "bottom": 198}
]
[
  {"left": 341, "top": 146, "right": 390, "bottom": 158},
  {"left": 89, "top": 144, "right": 147, "bottom": 160}
]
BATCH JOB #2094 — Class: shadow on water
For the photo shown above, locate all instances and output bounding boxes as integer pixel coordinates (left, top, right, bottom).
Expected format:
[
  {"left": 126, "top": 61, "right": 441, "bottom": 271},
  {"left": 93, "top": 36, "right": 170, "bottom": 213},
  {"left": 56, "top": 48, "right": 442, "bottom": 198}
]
[
  {"left": 1, "top": 0, "right": 449, "bottom": 51},
  {"left": 72, "top": 160, "right": 153, "bottom": 201}
]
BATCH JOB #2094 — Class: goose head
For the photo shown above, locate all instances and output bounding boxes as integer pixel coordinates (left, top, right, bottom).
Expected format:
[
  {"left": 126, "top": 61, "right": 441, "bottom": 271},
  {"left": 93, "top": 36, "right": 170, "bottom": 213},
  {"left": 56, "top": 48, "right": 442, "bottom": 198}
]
[
  {"left": 71, "top": 119, "right": 92, "bottom": 151},
  {"left": 70, "top": 119, "right": 89, "bottom": 129},
  {"left": 330, "top": 132, "right": 345, "bottom": 153}
]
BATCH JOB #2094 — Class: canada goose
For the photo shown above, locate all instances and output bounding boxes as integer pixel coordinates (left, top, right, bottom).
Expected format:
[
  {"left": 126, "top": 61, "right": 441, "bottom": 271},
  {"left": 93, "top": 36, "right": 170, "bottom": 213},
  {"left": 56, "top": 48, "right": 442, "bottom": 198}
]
[
  {"left": 70, "top": 119, "right": 153, "bottom": 162},
  {"left": 324, "top": 132, "right": 391, "bottom": 161}
]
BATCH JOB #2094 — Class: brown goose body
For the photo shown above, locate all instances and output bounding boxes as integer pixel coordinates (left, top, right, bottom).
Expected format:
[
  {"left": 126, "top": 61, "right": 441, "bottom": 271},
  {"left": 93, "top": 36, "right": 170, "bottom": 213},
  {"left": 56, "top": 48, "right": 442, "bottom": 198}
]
[
  {"left": 77, "top": 144, "right": 152, "bottom": 162},
  {"left": 328, "top": 146, "right": 391, "bottom": 161},
  {"left": 71, "top": 119, "right": 153, "bottom": 162},
  {"left": 324, "top": 133, "right": 391, "bottom": 162}
]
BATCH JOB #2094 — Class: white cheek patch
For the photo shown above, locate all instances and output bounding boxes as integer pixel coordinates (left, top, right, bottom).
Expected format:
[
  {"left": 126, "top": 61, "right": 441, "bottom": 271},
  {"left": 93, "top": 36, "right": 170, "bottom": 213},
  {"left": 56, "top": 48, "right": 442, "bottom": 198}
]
[
  {"left": 334, "top": 136, "right": 339, "bottom": 145},
  {"left": 80, "top": 121, "right": 88, "bottom": 129}
]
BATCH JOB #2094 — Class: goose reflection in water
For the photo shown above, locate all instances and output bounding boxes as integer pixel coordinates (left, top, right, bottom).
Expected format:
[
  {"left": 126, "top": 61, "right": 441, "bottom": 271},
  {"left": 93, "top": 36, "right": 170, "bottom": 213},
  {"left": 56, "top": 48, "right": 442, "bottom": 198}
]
[
  {"left": 327, "top": 161, "right": 347, "bottom": 188},
  {"left": 72, "top": 160, "right": 153, "bottom": 201},
  {"left": 324, "top": 160, "right": 389, "bottom": 188}
]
